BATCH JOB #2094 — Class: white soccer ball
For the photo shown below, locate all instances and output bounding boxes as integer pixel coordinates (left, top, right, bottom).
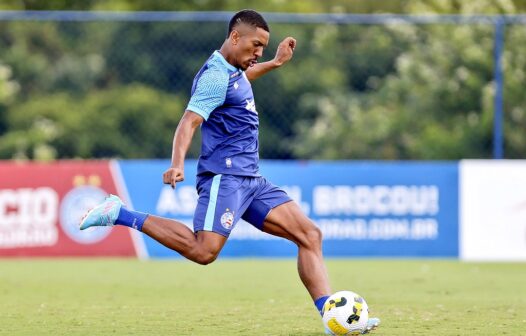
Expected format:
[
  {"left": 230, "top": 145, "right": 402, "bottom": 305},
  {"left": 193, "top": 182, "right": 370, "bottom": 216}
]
[{"left": 322, "top": 291, "right": 369, "bottom": 335}]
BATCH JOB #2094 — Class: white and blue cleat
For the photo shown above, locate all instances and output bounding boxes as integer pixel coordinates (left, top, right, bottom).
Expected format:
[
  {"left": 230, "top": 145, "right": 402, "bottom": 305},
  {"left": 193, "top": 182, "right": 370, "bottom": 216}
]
[
  {"left": 362, "top": 317, "right": 381, "bottom": 334},
  {"left": 79, "top": 194, "right": 123, "bottom": 230}
]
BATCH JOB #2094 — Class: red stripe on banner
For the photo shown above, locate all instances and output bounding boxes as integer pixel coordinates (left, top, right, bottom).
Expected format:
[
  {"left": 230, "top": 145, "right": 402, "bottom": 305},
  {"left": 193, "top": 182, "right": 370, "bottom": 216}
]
[{"left": 0, "top": 160, "right": 136, "bottom": 257}]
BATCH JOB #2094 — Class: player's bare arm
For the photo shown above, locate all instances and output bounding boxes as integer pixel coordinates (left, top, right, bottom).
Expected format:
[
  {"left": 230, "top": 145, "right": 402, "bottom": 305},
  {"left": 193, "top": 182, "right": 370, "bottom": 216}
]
[
  {"left": 245, "top": 37, "right": 296, "bottom": 81},
  {"left": 163, "top": 110, "right": 203, "bottom": 189}
]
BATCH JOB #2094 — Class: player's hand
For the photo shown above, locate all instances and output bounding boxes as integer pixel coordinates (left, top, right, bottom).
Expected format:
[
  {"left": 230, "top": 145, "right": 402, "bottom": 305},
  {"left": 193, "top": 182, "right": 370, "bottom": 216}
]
[
  {"left": 273, "top": 37, "right": 296, "bottom": 67},
  {"left": 163, "top": 167, "right": 184, "bottom": 189}
]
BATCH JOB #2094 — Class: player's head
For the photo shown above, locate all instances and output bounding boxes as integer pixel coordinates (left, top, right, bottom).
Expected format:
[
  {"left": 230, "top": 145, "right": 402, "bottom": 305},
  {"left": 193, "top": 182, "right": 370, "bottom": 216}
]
[{"left": 226, "top": 9, "right": 270, "bottom": 70}]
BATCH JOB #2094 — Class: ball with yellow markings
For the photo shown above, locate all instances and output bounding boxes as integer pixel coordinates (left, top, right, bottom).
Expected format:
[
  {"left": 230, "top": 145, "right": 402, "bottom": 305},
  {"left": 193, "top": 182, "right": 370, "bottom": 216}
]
[{"left": 321, "top": 291, "right": 369, "bottom": 335}]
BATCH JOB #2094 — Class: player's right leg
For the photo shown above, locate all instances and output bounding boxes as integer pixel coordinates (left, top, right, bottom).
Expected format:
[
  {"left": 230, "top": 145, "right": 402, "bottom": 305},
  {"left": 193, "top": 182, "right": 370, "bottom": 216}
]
[
  {"left": 142, "top": 217, "right": 227, "bottom": 265},
  {"left": 79, "top": 193, "right": 227, "bottom": 265},
  {"left": 79, "top": 194, "right": 124, "bottom": 229},
  {"left": 80, "top": 173, "right": 252, "bottom": 265},
  {"left": 142, "top": 174, "right": 254, "bottom": 263}
]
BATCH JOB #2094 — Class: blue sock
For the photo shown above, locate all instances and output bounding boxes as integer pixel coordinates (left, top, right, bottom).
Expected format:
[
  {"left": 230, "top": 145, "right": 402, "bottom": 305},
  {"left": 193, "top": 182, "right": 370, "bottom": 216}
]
[
  {"left": 314, "top": 295, "right": 330, "bottom": 316},
  {"left": 115, "top": 207, "right": 148, "bottom": 231}
]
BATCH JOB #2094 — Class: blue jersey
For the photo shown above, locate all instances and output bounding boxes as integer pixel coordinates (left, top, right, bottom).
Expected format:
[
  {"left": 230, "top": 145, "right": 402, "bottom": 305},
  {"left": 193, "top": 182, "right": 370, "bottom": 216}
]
[{"left": 187, "top": 51, "right": 260, "bottom": 177}]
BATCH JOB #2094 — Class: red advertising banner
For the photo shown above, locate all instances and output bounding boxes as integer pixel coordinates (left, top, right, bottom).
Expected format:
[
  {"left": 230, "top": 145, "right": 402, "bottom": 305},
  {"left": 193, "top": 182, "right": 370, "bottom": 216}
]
[{"left": 0, "top": 160, "right": 136, "bottom": 257}]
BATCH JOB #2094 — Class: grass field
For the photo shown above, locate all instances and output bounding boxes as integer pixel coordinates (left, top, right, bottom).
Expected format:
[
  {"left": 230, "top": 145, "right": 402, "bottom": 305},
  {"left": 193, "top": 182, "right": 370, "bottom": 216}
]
[{"left": 0, "top": 259, "right": 524, "bottom": 335}]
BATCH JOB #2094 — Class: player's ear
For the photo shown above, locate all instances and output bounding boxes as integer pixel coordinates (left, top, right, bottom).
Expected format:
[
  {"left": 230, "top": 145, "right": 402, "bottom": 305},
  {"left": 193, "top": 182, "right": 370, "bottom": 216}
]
[{"left": 230, "top": 29, "right": 240, "bottom": 46}]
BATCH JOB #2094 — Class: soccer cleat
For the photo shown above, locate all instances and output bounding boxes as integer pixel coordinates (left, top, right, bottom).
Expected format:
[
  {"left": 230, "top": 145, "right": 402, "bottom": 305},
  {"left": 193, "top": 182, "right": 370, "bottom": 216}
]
[
  {"left": 362, "top": 317, "right": 381, "bottom": 334},
  {"left": 79, "top": 194, "right": 123, "bottom": 230}
]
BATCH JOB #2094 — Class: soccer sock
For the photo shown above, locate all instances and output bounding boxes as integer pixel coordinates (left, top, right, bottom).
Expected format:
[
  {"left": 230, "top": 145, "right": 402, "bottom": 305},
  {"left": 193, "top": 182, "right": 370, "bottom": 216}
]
[
  {"left": 314, "top": 295, "right": 330, "bottom": 316},
  {"left": 115, "top": 207, "right": 149, "bottom": 231}
]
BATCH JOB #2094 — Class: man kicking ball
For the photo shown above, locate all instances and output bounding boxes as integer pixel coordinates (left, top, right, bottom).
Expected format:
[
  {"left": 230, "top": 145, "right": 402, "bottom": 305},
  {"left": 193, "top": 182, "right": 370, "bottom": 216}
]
[{"left": 80, "top": 9, "right": 379, "bottom": 334}]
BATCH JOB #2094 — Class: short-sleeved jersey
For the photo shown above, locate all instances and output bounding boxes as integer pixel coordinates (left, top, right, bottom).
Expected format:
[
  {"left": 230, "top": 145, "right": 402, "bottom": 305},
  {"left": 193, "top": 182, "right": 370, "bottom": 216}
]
[{"left": 187, "top": 51, "right": 260, "bottom": 177}]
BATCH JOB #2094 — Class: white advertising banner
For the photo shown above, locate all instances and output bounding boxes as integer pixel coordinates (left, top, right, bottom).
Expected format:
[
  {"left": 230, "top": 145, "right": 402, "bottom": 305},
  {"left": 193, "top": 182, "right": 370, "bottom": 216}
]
[{"left": 460, "top": 160, "right": 526, "bottom": 261}]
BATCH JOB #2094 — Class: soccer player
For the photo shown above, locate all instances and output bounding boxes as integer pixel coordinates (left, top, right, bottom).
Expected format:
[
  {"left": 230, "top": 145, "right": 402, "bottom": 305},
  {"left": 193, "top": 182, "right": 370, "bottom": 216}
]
[{"left": 80, "top": 9, "right": 379, "bottom": 334}]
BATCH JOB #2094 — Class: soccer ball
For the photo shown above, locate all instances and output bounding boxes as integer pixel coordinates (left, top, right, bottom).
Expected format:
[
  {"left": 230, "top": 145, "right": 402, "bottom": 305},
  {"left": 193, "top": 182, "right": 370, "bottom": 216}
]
[{"left": 322, "top": 291, "right": 369, "bottom": 335}]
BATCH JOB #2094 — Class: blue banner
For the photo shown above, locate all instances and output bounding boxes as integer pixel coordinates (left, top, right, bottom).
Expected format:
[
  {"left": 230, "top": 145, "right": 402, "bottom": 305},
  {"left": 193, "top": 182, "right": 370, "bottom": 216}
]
[{"left": 118, "top": 160, "right": 459, "bottom": 258}]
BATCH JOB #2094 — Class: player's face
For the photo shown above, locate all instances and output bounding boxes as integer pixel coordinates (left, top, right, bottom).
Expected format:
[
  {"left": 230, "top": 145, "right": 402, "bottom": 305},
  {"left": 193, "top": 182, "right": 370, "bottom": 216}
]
[{"left": 232, "top": 25, "right": 269, "bottom": 70}]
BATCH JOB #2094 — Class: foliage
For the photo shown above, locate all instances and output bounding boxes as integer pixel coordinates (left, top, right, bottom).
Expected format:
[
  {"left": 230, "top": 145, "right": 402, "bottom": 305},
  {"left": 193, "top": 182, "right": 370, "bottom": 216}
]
[
  {"left": 0, "top": 85, "right": 187, "bottom": 160},
  {"left": 294, "top": 0, "right": 526, "bottom": 159},
  {"left": 0, "top": 0, "right": 525, "bottom": 160}
]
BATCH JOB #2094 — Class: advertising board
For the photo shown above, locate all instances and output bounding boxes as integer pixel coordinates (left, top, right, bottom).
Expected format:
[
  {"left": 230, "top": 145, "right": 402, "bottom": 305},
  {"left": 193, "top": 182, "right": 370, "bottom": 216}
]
[
  {"left": 0, "top": 161, "right": 136, "bottom": 257},
  {"left": 119, "top": 160, "right": 459, "bottom": 258},
  {"left": 460, "top": 160, "right": 526, "bottom": 261}
]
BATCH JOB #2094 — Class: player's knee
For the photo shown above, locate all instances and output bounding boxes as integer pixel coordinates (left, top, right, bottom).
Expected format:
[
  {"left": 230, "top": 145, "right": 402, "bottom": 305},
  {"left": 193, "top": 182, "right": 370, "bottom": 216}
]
[
  {"left": 193, "top": 249, "right": 219, "bottom": 265},
  {"left": 293, "top": 221, "right": 323, "bottom": 250},
  {"left": 305, "top": 225, "right": 323, "bottom": 249}
]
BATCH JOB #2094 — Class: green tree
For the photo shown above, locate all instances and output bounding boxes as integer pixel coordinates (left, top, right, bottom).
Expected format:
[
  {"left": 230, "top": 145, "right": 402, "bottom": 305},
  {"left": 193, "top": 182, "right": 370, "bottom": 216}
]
[
  {"left": 1, "top": 0, "right": 526, "bottom": 161},
  {"left": 294, "top": 0, "right": 526, "bottom": 159},
  {"left": 0, "top": 61, "right": 18, "bottom": 136},
  {"left": 0, "top": 85, "right": 189, "bottom": 160},
  {"left": 0, "top": 62, "right": 18, "bottom": 104}
]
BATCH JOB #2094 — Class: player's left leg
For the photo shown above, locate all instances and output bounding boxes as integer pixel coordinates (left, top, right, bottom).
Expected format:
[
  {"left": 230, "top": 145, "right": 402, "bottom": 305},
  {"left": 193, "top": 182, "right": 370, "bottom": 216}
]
[
  {"left": 242, "top": 178, "right": 380, "bottom": 333},
  {"left": 261, "top": 201, "right": 332, "bottom": 302},
  {"left": 240, "top": 178, "right": 331, "bottom": 312},
  {"left": 260, "top": 201, "right": 381, "bottom": 334}
]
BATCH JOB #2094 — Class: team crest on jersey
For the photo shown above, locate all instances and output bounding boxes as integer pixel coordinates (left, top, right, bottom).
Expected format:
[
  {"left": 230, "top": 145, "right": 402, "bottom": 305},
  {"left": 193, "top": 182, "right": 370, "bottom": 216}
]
[
  {"left": 245, "top": 99, "right": 257, "bottom": 113},
  {"left": 220, "top": 210, "right": 234, "bottom": 230}
]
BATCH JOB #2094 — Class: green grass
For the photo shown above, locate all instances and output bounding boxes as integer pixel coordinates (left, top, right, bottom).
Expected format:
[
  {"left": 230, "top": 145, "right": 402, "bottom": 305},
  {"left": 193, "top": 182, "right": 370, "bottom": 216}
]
[{"left": 0, "top": 259, "right": 525, "bottom": 335}]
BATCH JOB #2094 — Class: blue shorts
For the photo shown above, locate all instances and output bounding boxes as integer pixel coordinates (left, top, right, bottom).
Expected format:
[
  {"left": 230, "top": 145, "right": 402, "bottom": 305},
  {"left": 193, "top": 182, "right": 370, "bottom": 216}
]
[{"left": 193, "top": 174, "right": 291, "bottom": 237}]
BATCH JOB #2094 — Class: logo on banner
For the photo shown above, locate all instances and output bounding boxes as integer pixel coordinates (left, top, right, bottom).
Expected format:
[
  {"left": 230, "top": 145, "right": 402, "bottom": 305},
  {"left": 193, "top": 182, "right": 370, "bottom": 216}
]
[
  {"left": 220, "top": 210, "right": 234, "bottom": 230},
  {"left": 60, "top": 184, "right": 111, "bottom": 244},
  {"left": 0, "top": 187, "right": 59, "bottom": 248}
]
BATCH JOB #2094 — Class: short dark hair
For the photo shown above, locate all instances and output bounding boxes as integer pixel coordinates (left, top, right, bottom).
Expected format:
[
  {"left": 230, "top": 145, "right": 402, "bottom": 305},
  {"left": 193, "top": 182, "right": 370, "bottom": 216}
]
[{"left": 227, "top": 9, "right": 269, "bottom": 37}]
